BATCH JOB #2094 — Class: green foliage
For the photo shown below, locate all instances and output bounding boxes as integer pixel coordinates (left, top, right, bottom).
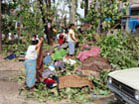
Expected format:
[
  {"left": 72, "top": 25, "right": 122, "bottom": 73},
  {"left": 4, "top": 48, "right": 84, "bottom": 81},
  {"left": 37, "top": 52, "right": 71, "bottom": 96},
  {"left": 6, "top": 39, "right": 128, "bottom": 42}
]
[
  {"left": 2, "top": 0, "right": 59, "bottom": 55},
  {"left": 20, "top": 57, "right": 112, "bottom": 103},
  {"left": 19, "top": 0, "right": 44, "bottom": 37},
  {"left": 22, "top": 63, "right": 95, "bottom": 103},
  {"left": 93, "top": 70, "right": 111, "bottom": 95},
  {"left": 2, "top": 0, "right": 59, "bottom": 43},
  {"left": 96, "top": 31, "right": 139, "bottom": 69},
  {"left": 4, "top": 0, "right": 138, "bottom": 103},
  {"left": 25, "top": 84, "right": 94, "bottom": 103},
  {"left": 2, "top": 42, "right": 28, "bottom": 56},
  {"left": 22, "top": 68, "right": 110, "bottom": 103},
  {"left": 86, "top": 0, "right": 128, "bottom": 32},
  {"left": 2, "top": 1, "right": 20, "bottom": 35}
]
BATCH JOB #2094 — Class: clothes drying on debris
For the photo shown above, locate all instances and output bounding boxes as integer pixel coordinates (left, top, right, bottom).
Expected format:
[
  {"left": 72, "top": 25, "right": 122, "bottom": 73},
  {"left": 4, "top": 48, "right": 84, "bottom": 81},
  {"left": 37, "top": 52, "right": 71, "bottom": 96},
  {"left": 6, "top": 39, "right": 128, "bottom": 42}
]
[
  {"left": 43, "top": 76, "right": 59, "bottom": 89},
  {"left": 77, "top": 46, "right": 100, "bottom": 62},
  {"left": 63, "top": 57, "right": 76, "bottom": 65},
  {"left": 52, "top": 49, "right": 67, "bottom": 60},
  {"left": 82, "top": 57, "right": 111, "bottom": 72},
  {"left": 43, "top": 55, "right": 52, "bottom": 65},
  {"left": 48, "top": 64, "right": 56, "bottom": 71},
  {"left": 44, "top": 78, "right": 55, "bottom": 84},
  {"left": 59, "top": 75, "right": 93, "bottom": 89},
  {"left": 42, "top": 68, "right": 56, "bottom": 78},
  {"left": 54, "top": 60, "right": 65, "bottom": 69},
  {"left": 4, "top": 53, "right": 16, "bottom": 60}
]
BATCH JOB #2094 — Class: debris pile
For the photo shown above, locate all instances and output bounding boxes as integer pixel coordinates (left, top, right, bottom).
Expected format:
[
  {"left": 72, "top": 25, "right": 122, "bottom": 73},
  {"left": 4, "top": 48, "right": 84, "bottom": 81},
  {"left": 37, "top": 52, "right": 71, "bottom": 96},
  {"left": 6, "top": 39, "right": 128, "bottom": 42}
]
[{"left": 22, "top": 42, "right": 112, "bottom": 103}]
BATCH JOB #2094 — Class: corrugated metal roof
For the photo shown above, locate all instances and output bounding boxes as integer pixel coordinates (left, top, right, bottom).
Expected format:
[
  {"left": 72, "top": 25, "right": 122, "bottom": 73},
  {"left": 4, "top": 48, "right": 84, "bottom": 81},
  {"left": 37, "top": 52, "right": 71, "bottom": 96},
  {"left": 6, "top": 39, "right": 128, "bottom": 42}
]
[{"left": 129, "top": 0, "right": 139, "bottom": 4}]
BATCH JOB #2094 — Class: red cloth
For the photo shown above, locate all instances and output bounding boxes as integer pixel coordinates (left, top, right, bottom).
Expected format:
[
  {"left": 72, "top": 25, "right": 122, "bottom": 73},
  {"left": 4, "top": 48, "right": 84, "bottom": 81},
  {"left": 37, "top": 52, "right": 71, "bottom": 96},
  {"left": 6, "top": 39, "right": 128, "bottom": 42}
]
[
  {"left": 44, "top": 78, "right": 55, "bottom": 84},
  {"left": 59, "top": 39, "right": 64, "bottom": 45},
  {"left": 59, "top": 34, "right": 64, "bottom": 45}
]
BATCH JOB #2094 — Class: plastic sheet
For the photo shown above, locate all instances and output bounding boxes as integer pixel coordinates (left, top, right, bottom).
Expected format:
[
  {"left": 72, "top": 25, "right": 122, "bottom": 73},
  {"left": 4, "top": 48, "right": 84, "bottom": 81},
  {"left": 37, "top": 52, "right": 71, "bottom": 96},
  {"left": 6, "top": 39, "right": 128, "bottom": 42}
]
[{"left": 77, "top": 46, "right": 100, "bottom": 62}]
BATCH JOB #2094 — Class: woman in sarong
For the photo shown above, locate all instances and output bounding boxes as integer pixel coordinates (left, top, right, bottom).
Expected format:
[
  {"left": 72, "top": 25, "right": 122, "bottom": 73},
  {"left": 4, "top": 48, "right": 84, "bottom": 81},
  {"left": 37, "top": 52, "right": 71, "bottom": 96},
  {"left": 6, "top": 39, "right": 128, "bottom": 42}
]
[{"left": 24, "top": 37, "right": 43, "bottom": 90}]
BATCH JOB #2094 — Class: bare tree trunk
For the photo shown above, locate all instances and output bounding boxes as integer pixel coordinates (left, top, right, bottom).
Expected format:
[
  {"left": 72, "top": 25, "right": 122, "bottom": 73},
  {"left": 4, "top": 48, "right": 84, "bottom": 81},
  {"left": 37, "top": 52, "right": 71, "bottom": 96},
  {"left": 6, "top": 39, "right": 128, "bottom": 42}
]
[
  {"left": 69, "top": 3, "right": 72, "bottom": 24},
  {"left": 71, "top": 0, "right": 76, "bottom": 24},
  {"left": 85, "top": 0, "right": 88, "bottom": 17},
  {"left": 64, "top": 16, "right": 67, "bottom": 27},
  {"left": 126, "top": 6, "right": 130, "bottom": 32},
  {"left": 0, "top": 0, "right": 2, "bottom": 55},
  {"left": 38, "top": 0, "right": 51, "bottom": 45},
  {"left": 48, "top": 0, "right": 51, "bottom": 8},
  {"left": 18, "top": 1, "right": 23, "bottom": 40}
]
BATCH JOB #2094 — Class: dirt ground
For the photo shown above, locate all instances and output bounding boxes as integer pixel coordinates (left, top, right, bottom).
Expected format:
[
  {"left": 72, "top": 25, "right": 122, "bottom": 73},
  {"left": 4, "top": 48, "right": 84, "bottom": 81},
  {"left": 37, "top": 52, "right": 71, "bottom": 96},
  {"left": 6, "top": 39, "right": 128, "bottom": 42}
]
[
  {"left": 0, "top": 58, "right": 43, "bottom": 104},
  {"left": 0, "top": 58, "right": 116, "bottom": 104}
]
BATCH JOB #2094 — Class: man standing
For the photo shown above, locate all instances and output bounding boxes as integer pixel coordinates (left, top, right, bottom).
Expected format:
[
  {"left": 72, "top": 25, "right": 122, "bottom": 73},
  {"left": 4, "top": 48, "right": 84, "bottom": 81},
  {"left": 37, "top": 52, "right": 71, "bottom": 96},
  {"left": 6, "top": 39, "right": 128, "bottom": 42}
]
[{"left": 67, "top": 24, "right": 78, "bottom": 57}]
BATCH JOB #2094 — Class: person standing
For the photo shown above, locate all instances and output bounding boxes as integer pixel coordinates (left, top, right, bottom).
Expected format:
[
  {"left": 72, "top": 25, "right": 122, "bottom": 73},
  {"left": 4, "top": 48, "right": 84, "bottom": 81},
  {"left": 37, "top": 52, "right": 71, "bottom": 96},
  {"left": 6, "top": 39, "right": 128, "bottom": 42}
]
[
  {"left": 67, "top": 24, "right": 78, "bottom": 57},
  {"left": 8, "top": 32, "right": 12, "bottom": 41},
  {"left": 14, "top": 33, "right": 18, "bottom": 43},
  {"left": 24, "top": 37, "right": 43, "bottom": 91},
  {"left": 57, "top": 29, "right": 67, "bottom": 46}
]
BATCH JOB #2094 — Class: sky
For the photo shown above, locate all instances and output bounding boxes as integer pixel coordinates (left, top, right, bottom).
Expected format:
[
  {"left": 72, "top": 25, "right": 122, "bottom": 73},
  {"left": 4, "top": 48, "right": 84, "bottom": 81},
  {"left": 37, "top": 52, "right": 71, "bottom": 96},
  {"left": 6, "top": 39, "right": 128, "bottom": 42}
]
[
  {"left": 56, "top": 0, "right": 84, "bottom": 18},
  {"left": 4, "top": 0, "right": 85, "bottom": 18}
]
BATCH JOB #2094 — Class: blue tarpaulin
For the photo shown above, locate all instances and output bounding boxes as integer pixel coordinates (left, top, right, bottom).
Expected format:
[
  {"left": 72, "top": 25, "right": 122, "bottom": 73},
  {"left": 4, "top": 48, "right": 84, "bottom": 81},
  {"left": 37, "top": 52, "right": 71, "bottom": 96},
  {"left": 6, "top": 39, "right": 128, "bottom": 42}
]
[
  {"left": 128, "top": 18, "right": 139, "bottom": 33},
  {"left": 104, "top": 18, "right": 112, "bottom": 21},
  {"left": 128, "top": 6, "right": 139, "bottom": 33},
  {"left": 4, "top": 53, "right": 16, "bottom": 60},
  {"left": 104, "top": 7, "right": 139, "bottom": 33}
]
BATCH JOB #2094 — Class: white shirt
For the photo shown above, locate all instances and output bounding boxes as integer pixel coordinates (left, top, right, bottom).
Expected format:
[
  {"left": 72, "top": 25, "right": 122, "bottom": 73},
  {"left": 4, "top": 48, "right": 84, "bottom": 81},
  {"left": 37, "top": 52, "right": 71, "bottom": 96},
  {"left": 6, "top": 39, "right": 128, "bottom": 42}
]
[
  {"left": 25, "top": 45, "right": 37, "bottom": 60},
  {"left": 8, "top": 33, "right": 12, "bottom": 40},
  {"left": 67, "top": 29, "right": 76, "bottom": 42},
  {"left": 57, "top": 34, "right": 60, "bottom": 39},
  {"left": 14, "top": 34, "right": 18, "bottom": 39},
  {"left": 44, "top": 34, "right": 47, "bottom": 39},
  {"left": 57, "top": 33, "right": 67, "bottom": 40}
]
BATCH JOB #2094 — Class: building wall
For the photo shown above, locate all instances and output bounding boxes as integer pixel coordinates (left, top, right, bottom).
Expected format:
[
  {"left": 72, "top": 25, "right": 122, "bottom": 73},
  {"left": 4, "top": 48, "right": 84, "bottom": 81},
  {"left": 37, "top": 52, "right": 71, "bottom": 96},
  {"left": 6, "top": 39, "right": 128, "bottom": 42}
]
[{"left": 129, "top": 0, "right": 139, "bottom": 4}]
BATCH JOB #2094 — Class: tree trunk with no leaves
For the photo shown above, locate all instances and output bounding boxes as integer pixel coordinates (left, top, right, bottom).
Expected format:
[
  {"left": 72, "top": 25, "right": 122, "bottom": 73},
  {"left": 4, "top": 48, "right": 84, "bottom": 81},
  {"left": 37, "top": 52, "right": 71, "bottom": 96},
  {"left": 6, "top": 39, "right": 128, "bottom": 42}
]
[
  {"left": 85, "top": 0, "right": 88, "bottom": 17},
  {"left": 38, "top": 0, "right": 51, "bottom": 44},
  {"left": 70, "top": 0, "right": 76, "bottom": 24},
  {"left": 0, "top": 0, "right": 2, "bottom": 55}
]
